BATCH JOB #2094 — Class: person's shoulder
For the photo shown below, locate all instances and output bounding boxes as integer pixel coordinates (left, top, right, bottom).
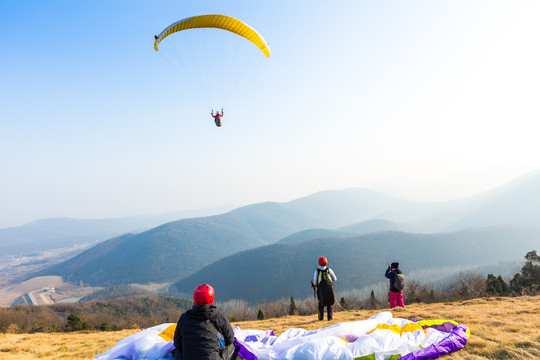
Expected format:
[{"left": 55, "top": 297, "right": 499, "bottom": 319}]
[
  {"left": 177, "top": 311, "right": 188, "bottom": 324},
  {"left": 213, "top": 308, "right": 230, "bottom": 322}
]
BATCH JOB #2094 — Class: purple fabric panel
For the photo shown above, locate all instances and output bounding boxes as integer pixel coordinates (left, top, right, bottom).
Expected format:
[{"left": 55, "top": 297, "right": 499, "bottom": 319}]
[
  {"left": 398, "top": 324, "right": 469, "bottom": 360},
  {"left": 412, "top": 319, "right": 456, "bottom": 333},
  {"left": 234, "top": 339, "right": 258, "bottom": 360},
  {"left": 423, "top": 323, "right": 456, "bottom": 333}
]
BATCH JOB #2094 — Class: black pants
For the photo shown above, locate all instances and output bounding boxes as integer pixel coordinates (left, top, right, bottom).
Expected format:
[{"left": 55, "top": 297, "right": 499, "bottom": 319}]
[{"left": 318, "top": 302, "right": 333, "bottom": 320}]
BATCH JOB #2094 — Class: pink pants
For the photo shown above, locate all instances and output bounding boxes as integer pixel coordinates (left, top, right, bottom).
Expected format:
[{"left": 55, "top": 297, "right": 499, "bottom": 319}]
[{"left": 390, "top": 291, "right": 405, "bottom": 308}]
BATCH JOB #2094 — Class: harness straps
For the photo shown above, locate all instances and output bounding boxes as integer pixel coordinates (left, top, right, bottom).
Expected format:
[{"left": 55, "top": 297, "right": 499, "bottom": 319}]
[
  {"left": 206, "top": 319, "right": 219, "bottom": 334},
  {"left": 207, "top": 319, "right": 235, "bottom": 360}
]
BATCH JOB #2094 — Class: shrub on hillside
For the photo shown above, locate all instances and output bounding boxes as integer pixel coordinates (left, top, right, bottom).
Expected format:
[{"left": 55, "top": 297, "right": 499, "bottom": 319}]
[
  {"left": 440, "top": 271, "right": 486, "bottom": 300},
  {"left": 510, "top": 250, "right": 539, "bottom": 295},
  {"left": 486, "top": 274, "right": 510, "bottom": 296},
  {"left": 403, "top": 280, "right": 437, "bottom": 304}
]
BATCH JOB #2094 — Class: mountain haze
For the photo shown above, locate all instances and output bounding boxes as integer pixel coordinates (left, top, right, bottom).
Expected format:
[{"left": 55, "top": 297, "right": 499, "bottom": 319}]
[
  {"left": 337, "top": 219, "right": 401, "bottom": 234},
  {"left": 170, "top": 225, "right": 540, "bottom": 303},
  {"left": 34, "top": 189, "right": 423, "bottom": 285},
  {"left": 405, "top": 170, "right": 540, "bottom": 232},
  {"left": 32, "top": 169, "right": 540, "bottom": 292},
  {"left": 37, "top": 218, "right": 267, "bottom": 285},
  {"left": 278, "top": 229, "right": 350, "bottom": 244},
  {"left": 0, "top": 206, "right": 234, "bottom": 257}
]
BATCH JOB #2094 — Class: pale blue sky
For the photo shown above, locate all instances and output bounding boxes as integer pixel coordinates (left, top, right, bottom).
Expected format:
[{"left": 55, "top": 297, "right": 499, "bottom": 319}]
[{"left": 2, "top": 1, "right": 540, "bottom": 227}]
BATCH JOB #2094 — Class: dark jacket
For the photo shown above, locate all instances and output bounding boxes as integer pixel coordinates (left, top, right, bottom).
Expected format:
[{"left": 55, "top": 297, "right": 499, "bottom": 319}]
[
  {"left": 385, "top": 267, "right": 403, "bottom": 293},
  {"left": 316, "top": 268, "right": 336, "bottom": 306},
  {"left": 173, "top": 304, "right": 234, "bottom": 360}
]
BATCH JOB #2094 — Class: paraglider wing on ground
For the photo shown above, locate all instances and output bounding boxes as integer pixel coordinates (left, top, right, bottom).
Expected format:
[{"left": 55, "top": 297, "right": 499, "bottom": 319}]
[{"left": 95, "top": 311, "right": 469, "bottom": 360}]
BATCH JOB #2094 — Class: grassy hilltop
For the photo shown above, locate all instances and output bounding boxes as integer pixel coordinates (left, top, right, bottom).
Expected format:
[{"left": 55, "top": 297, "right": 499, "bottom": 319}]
[{"left": 0, "top": 295, "right": 538, "bottom": 360}]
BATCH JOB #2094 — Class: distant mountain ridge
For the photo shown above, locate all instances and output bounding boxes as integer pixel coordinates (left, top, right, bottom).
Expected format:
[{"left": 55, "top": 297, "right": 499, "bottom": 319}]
[
  {"left": 36, "top": 218, "right": 267, "bottom": 286},
  {"left": 0, "top": 206, "right": 235, "bottom": 257},
  {"left": 170, "top": 225, "right": 540, "bottom": 303},
  {"left": 30, "top": 169, "right": 540, "bottom": 295},
  {"left": 35, "top": 188, "right": 425, "bottom": 286},
  {"left": 278, "top": 229, "right": 350, "bottom": 244}
]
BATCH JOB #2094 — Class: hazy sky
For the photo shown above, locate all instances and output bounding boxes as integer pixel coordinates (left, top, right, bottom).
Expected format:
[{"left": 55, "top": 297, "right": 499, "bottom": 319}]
[{"left": 1, "top": 0, "right": 540, "bottom": 228}]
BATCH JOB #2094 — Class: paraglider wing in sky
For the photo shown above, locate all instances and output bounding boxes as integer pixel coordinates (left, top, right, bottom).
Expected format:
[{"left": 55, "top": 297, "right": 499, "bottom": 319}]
[{"left": 154, "top": 15, "right": 271, "bottom": 57}]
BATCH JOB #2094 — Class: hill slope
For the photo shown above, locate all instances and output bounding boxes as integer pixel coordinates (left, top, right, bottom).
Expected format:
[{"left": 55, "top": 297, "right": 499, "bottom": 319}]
[
  {"left": 0, "top": 206, "right": 234, "bottom": 257},
  {"left": 37, "top": 218, "right": 268, "bottom": 285},
  {"left": 32, "top": 170, "right": 540, "bottom": 288},
  {"left": 278, "top": 229, "right": 350, "bottom": 243},
  {"left": 34, "top": 190, "right": 424, "bottom": 286},
  {"left": 407, "top": 169, "right": 540, "bottom": 232},
  {"left": 170, "top": 225, "right": 540, "bottom": 302}
]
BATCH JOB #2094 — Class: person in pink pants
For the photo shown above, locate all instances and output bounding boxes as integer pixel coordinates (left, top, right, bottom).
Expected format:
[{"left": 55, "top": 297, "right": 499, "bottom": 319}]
[{"left": 385, "top": 262, "right": 405, "bottom": 308}]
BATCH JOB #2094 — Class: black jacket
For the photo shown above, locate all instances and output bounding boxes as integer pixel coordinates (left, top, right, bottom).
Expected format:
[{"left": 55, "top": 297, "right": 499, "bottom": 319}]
[
  {"left": 173, "top": 304, "right": 234, "bottom": 360},
  {"left": 385, "top": 267, "right": 403, "bottom": 293}
]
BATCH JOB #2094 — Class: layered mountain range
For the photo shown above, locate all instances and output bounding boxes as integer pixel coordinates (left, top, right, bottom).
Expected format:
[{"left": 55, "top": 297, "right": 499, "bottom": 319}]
[{"left": 8, "top": 169, "right": 540, "bottom": 302}]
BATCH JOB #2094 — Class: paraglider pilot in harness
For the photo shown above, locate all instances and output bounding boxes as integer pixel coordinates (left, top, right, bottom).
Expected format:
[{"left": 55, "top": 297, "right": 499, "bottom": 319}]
[
  {"left": 212, "top": 109, "right": 224, "bottom": 127},
  {"left": 173, "top": 284, "right": 235, "bottom": 360},
  {"left": 312, "top": 256, "right": 337, "bottom": 321}
]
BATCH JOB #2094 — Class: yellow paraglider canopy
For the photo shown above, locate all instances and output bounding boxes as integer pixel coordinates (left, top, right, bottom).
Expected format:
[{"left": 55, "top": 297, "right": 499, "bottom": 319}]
[{"left": 154, "top": 15, "right": 271, "bottom": 57}]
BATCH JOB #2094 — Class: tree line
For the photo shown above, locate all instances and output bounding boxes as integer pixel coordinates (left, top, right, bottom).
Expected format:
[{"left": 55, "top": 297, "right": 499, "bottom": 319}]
[{"left": 0, "top": 250, "right": 538, "bottom": 333}]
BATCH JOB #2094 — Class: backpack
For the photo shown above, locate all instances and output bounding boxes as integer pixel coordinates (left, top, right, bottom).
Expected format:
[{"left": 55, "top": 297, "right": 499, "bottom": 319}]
[
  {"left": 394, "top": 273, "right": 405, "bottom": 291},
  {"left": 317, "top": 269, "right": 335, "bottom": 306}
]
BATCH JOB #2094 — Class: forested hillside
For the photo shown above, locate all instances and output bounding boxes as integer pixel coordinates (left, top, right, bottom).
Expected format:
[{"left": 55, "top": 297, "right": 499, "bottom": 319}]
[
  {"left": 36, "top": 219, "right": 267, "bottom": 285},
  {"left": 171, "top": 225, "right": 540, "bottom": 302},
  {"left": 30, "top": 171, "right": 540, "bottom": 291}
]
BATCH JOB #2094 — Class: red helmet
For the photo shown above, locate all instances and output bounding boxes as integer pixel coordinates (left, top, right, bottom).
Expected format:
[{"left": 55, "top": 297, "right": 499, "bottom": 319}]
[
  {"left": 193, "top": 284, "right": 215, "bottom": 305},
  {"left": 318, "top": 256, "right": 328, "bottom": 266}
]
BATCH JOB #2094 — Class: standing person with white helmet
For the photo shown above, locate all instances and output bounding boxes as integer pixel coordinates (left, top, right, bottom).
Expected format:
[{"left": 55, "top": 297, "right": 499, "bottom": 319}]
[
  {"left": 312, "top": 256, "right": 337, "bottom": 321},
  {"left": 173, "top": 284, "right": 235, "bottom": 360}
]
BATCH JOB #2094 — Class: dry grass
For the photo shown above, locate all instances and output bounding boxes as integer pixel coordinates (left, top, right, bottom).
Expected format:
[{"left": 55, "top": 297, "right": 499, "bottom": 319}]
[
  {"left": 0, "top": 329, "right": 134, "bottom": 360},
  {"left": 1, "top": 295, "right": 539, "bottom": 359}
]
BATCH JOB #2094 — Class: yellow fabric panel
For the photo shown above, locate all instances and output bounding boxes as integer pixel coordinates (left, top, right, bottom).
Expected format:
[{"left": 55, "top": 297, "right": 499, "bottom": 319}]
[
  {"left": 415, "top": 319, "right": 458, "bottom": 327},
  {"left": 154, "top": 15, "right": 271, "bottom": 57},
  {"left": 158, "top": 324, "right": 177, "bottom": 342},
  {"left": 401, "top": 322, "right": 425, "bottom": 333},
  {"left": 368, "top": 322, "right": 425, "bottom": 335}
]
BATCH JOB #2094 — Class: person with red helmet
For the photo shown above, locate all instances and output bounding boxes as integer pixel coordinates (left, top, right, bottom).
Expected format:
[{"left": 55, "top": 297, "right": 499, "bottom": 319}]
[
  {"left": 312, "top": 256, "right": 337, "bottom": 321},
  {"left": 173, "top": 284, "right": 235, "bottom": 360},
  {"left": 211, "top": 109, "right": 224, "bottom": 127}
]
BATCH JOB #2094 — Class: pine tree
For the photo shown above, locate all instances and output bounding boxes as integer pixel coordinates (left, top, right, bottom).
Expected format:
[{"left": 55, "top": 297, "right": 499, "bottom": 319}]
[
  {"left": 511, "top": 250, "right": 540, "bottom": 294},
  {"left": 368, "top": 290, "right": 377, "bottom": 309},
  {"left": 486, "top": 274, "right": 502, "bottom": 295},
  {"left": 289, "top": 296, "right": 297, "bottom": 316},
  {"left": 257, "top": 309, "right": 264, "bottom": 320},
  {"left": 497, "top": 275, "right": 509, "bottom": 295}
]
